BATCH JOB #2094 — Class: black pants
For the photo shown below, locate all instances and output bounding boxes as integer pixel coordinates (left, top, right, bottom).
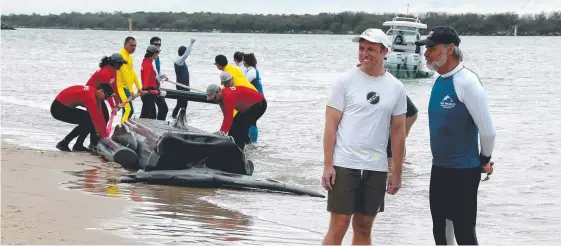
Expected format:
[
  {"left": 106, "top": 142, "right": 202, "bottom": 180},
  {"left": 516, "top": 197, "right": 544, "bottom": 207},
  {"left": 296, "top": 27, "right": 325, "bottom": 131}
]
[
  {"left": 172, "top": 84, "right": 189, "bottom": 118},
  {"left": 50, "top": 99, "right": 101, "bottom": 146},
  {"left": 430, "top": 166, "right": 481, "bottom": 245},
  {"left": 74, "top": 101, "right": 108, "bottom": 146},
  {"left": 140, "top": 94, "right": 168, "bottom": 120},
  {"left": 228, "top": 99, "right": 267, "bottom": 150}
]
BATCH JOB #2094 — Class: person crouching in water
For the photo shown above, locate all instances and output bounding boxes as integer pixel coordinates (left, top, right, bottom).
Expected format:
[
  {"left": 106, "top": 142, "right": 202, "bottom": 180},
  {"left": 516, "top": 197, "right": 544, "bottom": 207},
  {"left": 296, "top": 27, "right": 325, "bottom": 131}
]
[
  {"left": 140, "top": 45, "right": 168, "bottom": 120},
  {"left": 206, "top": 73, "right": 267, "bottom": 150},
  {"left": 51, "top": 83, "right": 115, "bottom": 152}
]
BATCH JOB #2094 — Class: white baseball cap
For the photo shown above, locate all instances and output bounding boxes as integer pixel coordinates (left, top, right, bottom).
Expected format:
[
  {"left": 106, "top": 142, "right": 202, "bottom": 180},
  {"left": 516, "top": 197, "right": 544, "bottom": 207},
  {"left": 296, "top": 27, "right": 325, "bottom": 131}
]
[{"left": 352, "top": 28, "right": 392, "bottom": 51}]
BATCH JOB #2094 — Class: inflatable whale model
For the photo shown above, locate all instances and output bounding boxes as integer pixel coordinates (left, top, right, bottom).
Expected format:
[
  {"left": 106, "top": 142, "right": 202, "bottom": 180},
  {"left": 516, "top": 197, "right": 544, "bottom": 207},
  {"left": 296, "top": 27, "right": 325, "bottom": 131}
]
[{"left": 96, "top": 91, "right": 324, "bottom": 198}]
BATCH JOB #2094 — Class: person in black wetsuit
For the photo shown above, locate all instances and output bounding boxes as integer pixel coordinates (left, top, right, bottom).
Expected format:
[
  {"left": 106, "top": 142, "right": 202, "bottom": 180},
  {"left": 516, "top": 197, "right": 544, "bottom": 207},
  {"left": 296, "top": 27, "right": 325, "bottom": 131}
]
[
  {"left": 386, "top": 95, "right": 418, "bottom": 169},
  {"left": 417, "top": 26, "right": 496, "bottom": 245},
  {"left": 172, "top": 38, "right": 196, "bottom": 118}
]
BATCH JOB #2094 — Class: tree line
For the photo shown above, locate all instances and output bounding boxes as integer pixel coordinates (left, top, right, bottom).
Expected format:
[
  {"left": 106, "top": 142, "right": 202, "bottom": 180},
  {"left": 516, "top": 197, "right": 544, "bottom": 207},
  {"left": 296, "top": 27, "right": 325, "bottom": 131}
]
[{"left": 2, "top": 11, "right": 560, "bottom": 36}]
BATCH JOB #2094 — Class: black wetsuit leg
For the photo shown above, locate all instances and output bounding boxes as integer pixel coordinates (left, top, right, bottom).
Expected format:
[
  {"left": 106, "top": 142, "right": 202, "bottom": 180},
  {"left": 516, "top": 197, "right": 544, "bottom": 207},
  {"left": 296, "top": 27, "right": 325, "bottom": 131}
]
[
  {"left": 430, "top": 166, "right": 480, "bottom": 245},
  {"left": 173, "top": 84, "right": 189, "bottom": 117}
]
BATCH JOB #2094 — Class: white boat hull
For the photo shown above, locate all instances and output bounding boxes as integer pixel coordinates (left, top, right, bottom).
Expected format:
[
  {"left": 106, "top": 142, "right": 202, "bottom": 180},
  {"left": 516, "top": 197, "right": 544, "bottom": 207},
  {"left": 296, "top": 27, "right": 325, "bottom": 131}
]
[{"left": 384, "top": 51, "right": 435, "bottom": 79}]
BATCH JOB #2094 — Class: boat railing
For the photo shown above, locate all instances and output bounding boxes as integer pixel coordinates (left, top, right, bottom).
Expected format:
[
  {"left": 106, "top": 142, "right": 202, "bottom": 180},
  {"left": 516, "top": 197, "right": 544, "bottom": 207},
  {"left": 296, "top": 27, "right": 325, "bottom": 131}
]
[{"left": 392, "top": 16, "right": 422, "bottom": 23}]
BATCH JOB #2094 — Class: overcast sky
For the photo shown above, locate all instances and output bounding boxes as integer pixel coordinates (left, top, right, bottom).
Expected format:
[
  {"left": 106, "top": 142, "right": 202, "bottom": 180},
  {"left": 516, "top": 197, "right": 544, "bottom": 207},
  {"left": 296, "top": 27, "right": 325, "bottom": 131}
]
[{"left": 2, "top": 0, "right": 560, "bottom": 15}]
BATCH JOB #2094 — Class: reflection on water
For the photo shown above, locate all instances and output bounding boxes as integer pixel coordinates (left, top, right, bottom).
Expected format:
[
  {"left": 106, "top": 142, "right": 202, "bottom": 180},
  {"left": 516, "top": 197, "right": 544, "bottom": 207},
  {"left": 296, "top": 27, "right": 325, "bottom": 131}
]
[{"left": 62, "top": 165, "right": 322, "bottom": 245}]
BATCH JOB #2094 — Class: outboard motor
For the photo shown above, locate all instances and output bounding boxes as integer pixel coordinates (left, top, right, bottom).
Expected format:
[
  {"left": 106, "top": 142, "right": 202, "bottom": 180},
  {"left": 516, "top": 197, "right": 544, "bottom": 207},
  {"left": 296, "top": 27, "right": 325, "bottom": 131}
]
[{"left": 404, "top": 54, "right": 421, "bottom": 78}]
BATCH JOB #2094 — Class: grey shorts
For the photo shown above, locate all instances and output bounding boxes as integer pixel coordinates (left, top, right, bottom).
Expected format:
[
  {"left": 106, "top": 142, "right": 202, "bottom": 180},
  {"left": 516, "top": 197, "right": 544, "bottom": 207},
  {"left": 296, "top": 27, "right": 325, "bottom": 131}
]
[{"left": 327, "top": 166, "right": 388, "bottom": 216}]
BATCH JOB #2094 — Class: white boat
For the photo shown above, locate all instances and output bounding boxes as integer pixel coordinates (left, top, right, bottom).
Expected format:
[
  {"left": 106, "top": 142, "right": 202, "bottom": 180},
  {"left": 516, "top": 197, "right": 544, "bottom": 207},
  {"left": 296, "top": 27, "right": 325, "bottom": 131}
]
[{"left": 382, "top": 16, "right": 435, "bottom": 79}]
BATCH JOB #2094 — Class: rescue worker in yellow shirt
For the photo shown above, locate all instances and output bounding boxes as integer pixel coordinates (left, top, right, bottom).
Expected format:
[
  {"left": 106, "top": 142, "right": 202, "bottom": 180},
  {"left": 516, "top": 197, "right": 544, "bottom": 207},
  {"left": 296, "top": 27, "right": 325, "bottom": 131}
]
[
  {"left": 117, "top": 37, "right": 146, "bottom": 123},
  {"left": 214, "top": 54, "right": 256, "bottom": 91}
]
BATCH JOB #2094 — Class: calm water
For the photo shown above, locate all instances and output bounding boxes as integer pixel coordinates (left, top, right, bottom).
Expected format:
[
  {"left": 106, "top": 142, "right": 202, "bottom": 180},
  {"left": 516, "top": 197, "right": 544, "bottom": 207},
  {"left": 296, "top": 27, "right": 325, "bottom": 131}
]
[{"left": 2, "top": 28, "right": 561, "bottom": 244}]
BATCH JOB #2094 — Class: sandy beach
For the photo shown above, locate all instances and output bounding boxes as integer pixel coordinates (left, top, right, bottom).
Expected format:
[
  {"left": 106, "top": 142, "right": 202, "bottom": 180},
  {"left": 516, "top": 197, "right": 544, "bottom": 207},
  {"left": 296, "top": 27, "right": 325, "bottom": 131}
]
[{"left": 1, "top": 138, "right": 142, "bottom": 245}]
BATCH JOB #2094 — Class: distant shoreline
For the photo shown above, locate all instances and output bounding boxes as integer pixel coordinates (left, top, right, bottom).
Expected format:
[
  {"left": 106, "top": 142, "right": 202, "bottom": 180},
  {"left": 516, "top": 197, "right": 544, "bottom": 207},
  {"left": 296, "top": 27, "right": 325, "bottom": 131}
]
[
  {"left": 3, "top": 11, "right": 560, "bottom": 36},
  {"left": 6, "top": 26, "right": 560, "bottom": 37}
]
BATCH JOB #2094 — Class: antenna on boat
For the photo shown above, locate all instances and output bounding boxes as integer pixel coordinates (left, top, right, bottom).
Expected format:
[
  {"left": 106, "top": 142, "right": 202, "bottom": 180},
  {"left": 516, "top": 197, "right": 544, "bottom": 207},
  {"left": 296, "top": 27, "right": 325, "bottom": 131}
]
[
  {"left": 406, "top": 2, "right": 411, "bottom": 15},
  {"left": 128, "top": 16, "right": 133, "bottom": 34}
]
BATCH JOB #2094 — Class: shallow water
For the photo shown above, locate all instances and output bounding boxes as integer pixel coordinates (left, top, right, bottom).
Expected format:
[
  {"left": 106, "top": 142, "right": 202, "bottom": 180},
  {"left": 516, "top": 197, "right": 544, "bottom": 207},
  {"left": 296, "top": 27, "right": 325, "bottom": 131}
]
[{"left": 2, "top": 28, "right": 561, "bottom": 244}]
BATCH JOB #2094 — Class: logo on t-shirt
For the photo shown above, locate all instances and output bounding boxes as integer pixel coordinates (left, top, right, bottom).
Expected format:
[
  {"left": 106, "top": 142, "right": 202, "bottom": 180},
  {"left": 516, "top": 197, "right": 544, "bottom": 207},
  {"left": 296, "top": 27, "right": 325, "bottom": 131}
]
[
  {"left": 366, "top": 91, "right": 380, "bottom": 105},
  {"left": 440, "top": 94, "right": 456, "bottom": 109}
]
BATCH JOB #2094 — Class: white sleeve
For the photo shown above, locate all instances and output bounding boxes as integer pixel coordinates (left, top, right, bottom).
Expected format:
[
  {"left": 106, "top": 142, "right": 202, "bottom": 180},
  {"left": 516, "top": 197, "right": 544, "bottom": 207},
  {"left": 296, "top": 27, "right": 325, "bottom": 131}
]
[
  {"left": 326, "top": 77, "right": 346, "bottom": 112},
  {"left": 392, "top": 84, "right": 407, "bottom": 116},
  {"left": 238, "top": 63, "right": 247, "bottom": 75},
  {"left": 174, "top": 43, "right": 193, "bottom": 66},
  {"left": 456, "top": 73, "right": 496, "bottom": 157},
  {"left": 245, "top": 69, "right": 257, "bottom": 82}
]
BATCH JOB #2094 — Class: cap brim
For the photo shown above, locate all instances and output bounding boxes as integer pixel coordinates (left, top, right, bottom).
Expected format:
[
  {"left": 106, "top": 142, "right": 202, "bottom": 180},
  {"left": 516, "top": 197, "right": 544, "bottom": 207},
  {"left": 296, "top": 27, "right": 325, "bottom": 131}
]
[
  {"left": 415, "top": 39, "right": 437, "bottom": 46},
  {"left": 121, "top": 60, "right": 128, "bottom": 64},
  {"left": 352, "top": 36, "right": 381, "bottom": 43}
]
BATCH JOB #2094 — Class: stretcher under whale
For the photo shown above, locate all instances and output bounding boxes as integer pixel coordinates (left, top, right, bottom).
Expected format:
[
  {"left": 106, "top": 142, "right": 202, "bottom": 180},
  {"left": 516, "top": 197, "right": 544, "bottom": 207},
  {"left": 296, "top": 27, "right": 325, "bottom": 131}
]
[{"left": 96, "top": 89, "right": 324, "bottom": 198}]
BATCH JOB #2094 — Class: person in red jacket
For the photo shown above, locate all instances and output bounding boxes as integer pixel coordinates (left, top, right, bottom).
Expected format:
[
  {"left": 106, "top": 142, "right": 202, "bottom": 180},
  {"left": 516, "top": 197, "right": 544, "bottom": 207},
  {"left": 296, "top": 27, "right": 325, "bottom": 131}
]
[
  {"left": 140, "top": 45, "right": 168, "bottom": 120},
  {"left": 206, "top": 83, "right": 267, "bottom": 150},
  {"left": 50, "top": 84, "right": 115, "bottom": 152},
  {"left": 82, "top": 53, "right": 127, "bottom": 149}
]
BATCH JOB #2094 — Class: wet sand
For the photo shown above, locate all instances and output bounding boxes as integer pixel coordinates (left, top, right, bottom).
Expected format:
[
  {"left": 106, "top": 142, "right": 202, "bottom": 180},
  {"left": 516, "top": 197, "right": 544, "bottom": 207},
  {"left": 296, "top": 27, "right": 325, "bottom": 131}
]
[{"left": 0, "top": 138, "right": 143, "bottom": 245}]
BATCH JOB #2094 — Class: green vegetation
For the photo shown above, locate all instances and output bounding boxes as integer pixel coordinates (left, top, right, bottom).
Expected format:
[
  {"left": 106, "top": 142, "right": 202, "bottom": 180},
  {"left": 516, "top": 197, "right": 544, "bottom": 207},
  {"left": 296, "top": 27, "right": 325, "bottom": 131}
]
[{"left": 2, "top": 11, "right": 560, "bottom": 36}]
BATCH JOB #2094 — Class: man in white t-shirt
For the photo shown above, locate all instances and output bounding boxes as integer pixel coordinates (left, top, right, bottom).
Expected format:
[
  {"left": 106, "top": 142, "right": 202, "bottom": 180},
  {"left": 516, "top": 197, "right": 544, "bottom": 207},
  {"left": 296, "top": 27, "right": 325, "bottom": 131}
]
[{"left": 321, "top": 28, "right": 407, "bottom": 245}]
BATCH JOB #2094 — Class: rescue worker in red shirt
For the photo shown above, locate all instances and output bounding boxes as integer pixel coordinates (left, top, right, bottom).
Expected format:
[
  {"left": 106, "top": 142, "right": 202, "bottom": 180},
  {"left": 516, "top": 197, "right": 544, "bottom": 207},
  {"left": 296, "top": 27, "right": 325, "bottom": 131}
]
[
  {"left": 82, "top": 53, "right": 127, "bottom": 149},
  {"left": 50, "top": 83, "right": 115, "bottom": 152},
  {"left": 206, "top": 73, "right": 267, "bottom": 150},
  {"left": 140, "top": 45, "right": 168, "bottom": 120}
]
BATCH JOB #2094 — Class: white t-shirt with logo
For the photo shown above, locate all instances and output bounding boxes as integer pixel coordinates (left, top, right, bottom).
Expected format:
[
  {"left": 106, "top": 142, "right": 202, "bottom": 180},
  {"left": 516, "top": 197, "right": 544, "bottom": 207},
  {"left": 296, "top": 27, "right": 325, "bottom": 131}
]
[{"left": 327, "top": 67, "right": 407, "bottom": 172}]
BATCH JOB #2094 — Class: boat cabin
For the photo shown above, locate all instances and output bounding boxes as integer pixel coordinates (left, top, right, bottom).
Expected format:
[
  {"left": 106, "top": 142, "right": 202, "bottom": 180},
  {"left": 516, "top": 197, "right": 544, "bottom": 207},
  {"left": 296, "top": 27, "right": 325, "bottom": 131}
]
[{"left": 383, "top": 16, "right": 427, "bottom": 54}]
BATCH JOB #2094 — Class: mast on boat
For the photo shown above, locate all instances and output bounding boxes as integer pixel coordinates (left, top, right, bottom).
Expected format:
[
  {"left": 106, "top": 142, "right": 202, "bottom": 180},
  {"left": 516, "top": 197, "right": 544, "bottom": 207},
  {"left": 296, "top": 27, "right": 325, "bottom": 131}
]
[{"left": 128, "top": 15, "right": 133, "bottom": 34}]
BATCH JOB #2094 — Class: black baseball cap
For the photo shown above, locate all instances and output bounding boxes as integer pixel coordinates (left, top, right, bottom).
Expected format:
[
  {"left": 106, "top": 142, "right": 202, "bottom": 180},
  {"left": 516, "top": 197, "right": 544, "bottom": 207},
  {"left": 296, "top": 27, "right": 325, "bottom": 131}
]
[{"left": 415, "top": 26, "right": 461, "bottom": 47}]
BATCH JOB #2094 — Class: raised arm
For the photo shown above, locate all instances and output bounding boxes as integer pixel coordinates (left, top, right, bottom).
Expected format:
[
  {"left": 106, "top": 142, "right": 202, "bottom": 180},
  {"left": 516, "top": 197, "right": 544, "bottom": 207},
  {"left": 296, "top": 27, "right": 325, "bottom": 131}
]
[{"left": 174, "top": 39, "right": 196, "bottom": 66}]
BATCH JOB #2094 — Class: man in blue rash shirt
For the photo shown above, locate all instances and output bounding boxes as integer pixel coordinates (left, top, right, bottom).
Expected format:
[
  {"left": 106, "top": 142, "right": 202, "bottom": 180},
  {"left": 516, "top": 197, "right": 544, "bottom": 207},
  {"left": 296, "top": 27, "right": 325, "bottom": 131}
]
[{"left": 416, "top": 26, "right": 496, "bottom": 245}]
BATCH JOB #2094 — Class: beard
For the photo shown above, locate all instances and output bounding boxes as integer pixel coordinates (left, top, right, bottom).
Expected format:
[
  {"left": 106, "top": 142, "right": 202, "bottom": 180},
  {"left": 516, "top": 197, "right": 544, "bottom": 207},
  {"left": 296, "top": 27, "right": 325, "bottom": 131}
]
[{"left": 427, "top": 53, "right": 448, "bottom": 71}]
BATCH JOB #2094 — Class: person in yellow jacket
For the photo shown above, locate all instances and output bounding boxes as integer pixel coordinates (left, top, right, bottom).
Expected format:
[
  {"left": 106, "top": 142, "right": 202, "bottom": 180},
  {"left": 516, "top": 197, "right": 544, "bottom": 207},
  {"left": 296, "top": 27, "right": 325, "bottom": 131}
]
[
  {"left": 117, "top": 37, "right": 145, "bottom": 123},
  {"left": 214, "top": 54, "right": 256, "bottom": 91}
]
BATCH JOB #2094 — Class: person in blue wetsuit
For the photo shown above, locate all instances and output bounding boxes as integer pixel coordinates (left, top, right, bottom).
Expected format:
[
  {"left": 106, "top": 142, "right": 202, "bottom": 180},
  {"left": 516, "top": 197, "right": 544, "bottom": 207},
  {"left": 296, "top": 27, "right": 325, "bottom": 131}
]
[
  {"left": 243, "top": 53, "right": 264, "bottom": 143},
  {"left": 149, "top": 37, "right": 169, "bottom": 120},
  {"left": 150, "top": 37, "right": 162, "bottom": 75},
  {"left": 416, "top": 26, "right": 496, "bottom": 245}
]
